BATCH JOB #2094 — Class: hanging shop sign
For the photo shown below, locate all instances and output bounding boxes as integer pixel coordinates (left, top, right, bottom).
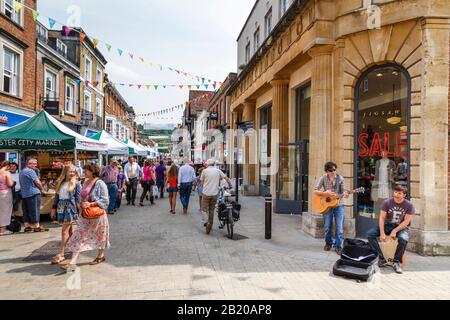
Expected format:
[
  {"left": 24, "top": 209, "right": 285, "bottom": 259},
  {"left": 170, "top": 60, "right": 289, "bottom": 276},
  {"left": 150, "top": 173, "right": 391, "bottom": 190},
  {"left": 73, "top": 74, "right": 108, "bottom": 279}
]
[
  {"left": 209, "top": 112, "right": 219, "bottom": 121},
  {"left": 43, "top": 100, "right": 59, "bottom": 116}
]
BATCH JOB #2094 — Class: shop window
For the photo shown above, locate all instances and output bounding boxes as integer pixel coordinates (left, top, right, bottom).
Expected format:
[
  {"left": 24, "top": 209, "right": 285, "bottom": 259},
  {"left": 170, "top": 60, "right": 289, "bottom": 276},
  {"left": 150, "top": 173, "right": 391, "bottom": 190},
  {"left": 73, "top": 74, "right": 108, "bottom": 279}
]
[{"left": 355, "top": 65, "right": 410, "bottom": 237}]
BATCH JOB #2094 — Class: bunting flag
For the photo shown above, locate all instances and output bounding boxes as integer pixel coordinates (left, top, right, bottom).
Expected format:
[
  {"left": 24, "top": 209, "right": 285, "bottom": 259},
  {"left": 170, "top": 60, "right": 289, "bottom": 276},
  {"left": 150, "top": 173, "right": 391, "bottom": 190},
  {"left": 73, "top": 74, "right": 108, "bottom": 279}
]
[
  {"left": 63, "top": 26, "right": 72, "bottom": 37},
  {"left": 15, "top": 2, "right": 221, "bottom": 85},
  {"left": 92, "top": 81, "right": 99, "bottom": 87},
  {"left": 107, "top": 82, "right": 217, "bottom": 91},
  {"left": 92, "top": 39, "right": 99, "bottom": 49},
  {"left": 48, "top": 18, "right": 56, "bottom": 29},
  {"left": 32, "top": 10, "right": 39, "bottom": 21}
]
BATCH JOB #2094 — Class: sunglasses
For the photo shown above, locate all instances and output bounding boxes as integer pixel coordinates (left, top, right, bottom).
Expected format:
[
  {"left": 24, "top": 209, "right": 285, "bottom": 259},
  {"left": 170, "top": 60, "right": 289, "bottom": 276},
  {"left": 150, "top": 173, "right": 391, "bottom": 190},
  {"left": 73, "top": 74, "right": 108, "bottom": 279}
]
[{"left": 327, "top": 169, "right": 336, "bottom": 172}]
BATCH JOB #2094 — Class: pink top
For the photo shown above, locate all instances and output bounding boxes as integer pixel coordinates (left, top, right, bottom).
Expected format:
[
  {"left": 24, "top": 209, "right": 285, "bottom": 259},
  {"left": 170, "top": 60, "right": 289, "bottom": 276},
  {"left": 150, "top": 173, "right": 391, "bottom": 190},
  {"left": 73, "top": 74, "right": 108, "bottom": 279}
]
[
  {"left": 142, "top": 166, "right": 155, "bottom": 181},
  {"left": 0, "top": 171, "right": 9, "bottom": 192}
]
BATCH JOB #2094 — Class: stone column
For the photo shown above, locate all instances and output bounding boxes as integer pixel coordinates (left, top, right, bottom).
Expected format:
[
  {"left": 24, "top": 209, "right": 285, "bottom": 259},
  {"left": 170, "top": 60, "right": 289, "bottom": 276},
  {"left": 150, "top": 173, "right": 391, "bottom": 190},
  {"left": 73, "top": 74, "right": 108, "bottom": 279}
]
[
  {"left": 242, "top": 101, "right": 257, "bottom": 194},
  {"left": 269, "top": 80, "right": 290, "bottom": 199},
  {"left": 414, "top": 18, "right": 450, "bottom": 255},
  {"left": 302, "top": 45, "right": 334, "bottom": 238}
]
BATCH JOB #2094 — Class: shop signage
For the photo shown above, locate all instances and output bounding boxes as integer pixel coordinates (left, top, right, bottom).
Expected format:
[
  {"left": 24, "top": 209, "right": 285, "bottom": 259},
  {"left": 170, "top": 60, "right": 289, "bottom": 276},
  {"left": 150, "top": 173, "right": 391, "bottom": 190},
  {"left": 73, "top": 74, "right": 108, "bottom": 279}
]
[
  {"left": 0, "top": 110, "right": 30, "bottom": 128},
  {"left": 0, "top": 139, "right": 63, "bottom": 147},
  {"left": 81, "top": 112, "right": 94, "bottom": 121},
  {"left": 358, "top": 131, "right": 408, "bottom": 157},
  {"left": 361, "top": 109, "right": 401, "bottom": 118},
  {"left": 44, "top": 100, "right": 59, "bottom": 115}
]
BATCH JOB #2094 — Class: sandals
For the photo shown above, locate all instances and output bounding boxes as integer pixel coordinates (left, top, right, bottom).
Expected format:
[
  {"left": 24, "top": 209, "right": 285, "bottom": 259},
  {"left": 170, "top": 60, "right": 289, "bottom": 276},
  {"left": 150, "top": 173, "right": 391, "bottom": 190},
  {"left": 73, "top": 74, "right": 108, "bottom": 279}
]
[
  {"left": 24, "top": 227, "right": 33, "bottom": 233},
  {"left": 33, "top": 226, "right": 49, "bottom": 233},
  {"left": 61, "top": 264, "right": 78, "bottom": 272},
  {"left": 51, "top": 255, "right": 66, "bottom": 265},
  {"left": 90, "top": 256, "right": 106, "bottom": 265}
]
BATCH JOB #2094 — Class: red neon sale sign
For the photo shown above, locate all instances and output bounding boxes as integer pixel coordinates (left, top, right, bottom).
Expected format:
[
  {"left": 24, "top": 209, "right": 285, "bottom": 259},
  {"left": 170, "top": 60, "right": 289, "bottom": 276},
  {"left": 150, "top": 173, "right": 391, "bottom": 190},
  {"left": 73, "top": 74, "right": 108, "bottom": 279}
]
[{"left": 358, "top": 131, "right": 407, "bottom": 158}]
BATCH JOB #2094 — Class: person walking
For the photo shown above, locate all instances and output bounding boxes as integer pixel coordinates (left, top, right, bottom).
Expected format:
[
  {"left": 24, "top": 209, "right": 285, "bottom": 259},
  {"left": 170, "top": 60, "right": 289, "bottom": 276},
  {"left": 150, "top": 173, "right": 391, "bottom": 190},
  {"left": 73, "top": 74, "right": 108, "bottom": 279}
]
[
  {"left": 0, "top": 161, "right": 14, "bottom": 236},
  {"left": 100, "top": 159, "right": 119, "bottom": 215},
  {"left": 19, "top": 158, "right": 47, "bottom": 233},
  {"left": 155, "top": 160, "right": 167, "bottom": 199},
  {"left": 178, "top": 161, "right": 196, "bottom": 214},
  {"left": 166, "top": 164, "right": 179, "bottom": 214},
  {"left": 124, "top": 156, "right": 141, "bottom": 206},
  {"left": 116, "top": 166, "right": 126, "bottom": 210},
  {"left": 50, "top": 165, "right": 81, "bottom": 264},
  {"left": 201, "top": 159, "right": 233, "bottom": 235},
  {"left": 63, "top": 163, "right": 110, "bottom": 272},
  {"left": 140, "top": 160, "right": 156, "bottom": 206}
]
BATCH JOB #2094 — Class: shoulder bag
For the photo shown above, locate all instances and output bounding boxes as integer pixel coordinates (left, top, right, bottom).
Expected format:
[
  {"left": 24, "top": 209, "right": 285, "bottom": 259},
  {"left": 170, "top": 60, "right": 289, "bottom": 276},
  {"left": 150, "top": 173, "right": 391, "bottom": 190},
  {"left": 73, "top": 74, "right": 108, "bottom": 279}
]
[{"left": 82, "top": 179, "right": 106, "bottom": 219}]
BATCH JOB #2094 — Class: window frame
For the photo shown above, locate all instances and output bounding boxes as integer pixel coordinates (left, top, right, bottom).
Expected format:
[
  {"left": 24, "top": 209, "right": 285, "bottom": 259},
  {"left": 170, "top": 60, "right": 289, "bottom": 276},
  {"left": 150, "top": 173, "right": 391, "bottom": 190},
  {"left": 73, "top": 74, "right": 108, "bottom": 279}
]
[
  {"left": 84, "top": 57, "right": 92, "bottom": 82},
  {"left": 245, "top": 42, "right": 251, "bottom": 64},
  {"left": 96, "top": 97, "right": 102, "bottom": 117},
  {"left": 83, "top": 90, "right": 92, "bottom": 112},
  {"left": 253, "top": 28, "right": 260, "bottom": 54},
  {"left": 44, "top": 67, "right": 58, "bottom": 100},
  {"left": 56, "top": 39, "right": 67, "bottom": 57},
  {"left": 264, "top": 8, "right": 273, "bottom": 38},
  {"left": 1, "top": 40, "right": 23, "bottom": 98},
  {"left": 96, "top": 68, "right": 102, "bottom": 86},
  {"left": 2, "top": 0, "right": 24, "bottom": 26},
  {"left": 65, "top": 78, "right": 76, "bottom": 115}
]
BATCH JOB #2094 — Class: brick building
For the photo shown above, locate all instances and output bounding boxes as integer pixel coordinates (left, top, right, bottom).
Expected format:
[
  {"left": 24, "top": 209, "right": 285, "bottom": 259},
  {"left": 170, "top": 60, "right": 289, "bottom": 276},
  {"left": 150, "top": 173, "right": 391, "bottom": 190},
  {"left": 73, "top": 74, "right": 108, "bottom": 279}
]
[
  {"left": 104, "top": 76, "right": 137, "bottom": 143},
  {"left": 0, "top": 0, "right": 37, "bottom": 162}
]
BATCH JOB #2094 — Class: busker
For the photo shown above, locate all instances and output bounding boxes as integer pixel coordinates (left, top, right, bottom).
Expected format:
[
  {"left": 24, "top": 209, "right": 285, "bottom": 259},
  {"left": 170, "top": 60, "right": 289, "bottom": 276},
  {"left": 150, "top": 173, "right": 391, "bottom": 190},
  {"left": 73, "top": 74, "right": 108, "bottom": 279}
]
[
  {"left": 367, "top": 185, "right": 415, "bottom": 274},
  {"left": 50, "top": 165, "right": 81, "bottom": 265},
  {"left": 200, "top": 159, "right": 232, "bottom": 235},
  {"left": 313, "top": 162, "right": 349, "bottom": 255}
]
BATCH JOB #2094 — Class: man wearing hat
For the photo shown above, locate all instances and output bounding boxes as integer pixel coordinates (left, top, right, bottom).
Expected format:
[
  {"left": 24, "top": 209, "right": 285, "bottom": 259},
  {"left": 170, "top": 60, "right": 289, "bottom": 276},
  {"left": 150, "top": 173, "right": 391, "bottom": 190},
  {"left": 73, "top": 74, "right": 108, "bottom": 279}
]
[{"left": 100, "top": 159, "right": 120, "bottom": 215}]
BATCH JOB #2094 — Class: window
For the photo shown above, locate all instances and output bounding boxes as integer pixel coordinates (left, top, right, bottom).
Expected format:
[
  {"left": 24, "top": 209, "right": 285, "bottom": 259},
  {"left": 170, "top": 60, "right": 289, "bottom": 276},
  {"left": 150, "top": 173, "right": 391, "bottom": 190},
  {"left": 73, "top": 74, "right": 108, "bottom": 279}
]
[
  {"left": 96, "top": 68, "right": 102, "bottom": 85},
  {"left": 84, "top": 58, "right": 92, "bottom": 82},
  {"left": 65, "top": 80, "right": 75, "bottom": 114},
  {"left": 355, "top": 65, "right": 410, "bottom": 237},
  {"left": 279, "top": 0, "right": 288, "bottom": 18},
  {"left": 56, "top": 39, "right": 67, "bottom": 57},
  {"left": 245, "top": 42, "right": 251, "bottom": 64},
  {"left": 120, "top": 126, "right": 125, "bottom": 141},
  {"left": 106, "top": 119, "right": 113, "bottom": 134},
  {"left": 36, "top": 23, "right": 48, "bottom": 42},
  {"left": 253, "top": 28, "right": 260, "bottom": 54},
  {"left": 3, "top": 0, "right": 22, "bottom": 25},
  {"left": 3, "top": 46, "right": 19, "bottom": 96},
  {"left": 84, "top": 91, "right": 91, "bottom": 112},
  {"left": 96, "top": 98, "right": 102, "bottom": 116},
  {"left": 116, "top": 123, "right": 120, "bottom": 139},
  {"left": 45, "top": 69, "right": 57, "bottom": 100},
  {"left": 265, "top": 8, "right": 273, "bottom": 38}
]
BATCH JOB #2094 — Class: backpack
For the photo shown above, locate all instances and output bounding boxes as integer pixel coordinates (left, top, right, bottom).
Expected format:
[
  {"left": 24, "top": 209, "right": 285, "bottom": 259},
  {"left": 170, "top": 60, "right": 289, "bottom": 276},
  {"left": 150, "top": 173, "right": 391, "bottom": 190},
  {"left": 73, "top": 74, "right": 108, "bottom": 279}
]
[{"left": 7, "top": 217, "right": 22, "bottom": 233}]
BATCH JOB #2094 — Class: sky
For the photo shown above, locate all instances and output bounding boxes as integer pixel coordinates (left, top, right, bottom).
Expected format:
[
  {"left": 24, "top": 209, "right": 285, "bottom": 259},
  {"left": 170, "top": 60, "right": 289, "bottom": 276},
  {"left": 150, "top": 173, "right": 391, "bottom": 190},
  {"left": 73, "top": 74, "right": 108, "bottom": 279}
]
[{"left": 37, "top": 0, "right": 255, "bottom": 126}]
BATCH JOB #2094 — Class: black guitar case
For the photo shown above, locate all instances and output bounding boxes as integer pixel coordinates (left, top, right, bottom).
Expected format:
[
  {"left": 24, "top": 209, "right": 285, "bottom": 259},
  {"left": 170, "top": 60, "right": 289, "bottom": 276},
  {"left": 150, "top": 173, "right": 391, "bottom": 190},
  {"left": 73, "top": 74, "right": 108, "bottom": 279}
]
[{"left": 332, "top": 239, "right": 379, "bottom": 282}]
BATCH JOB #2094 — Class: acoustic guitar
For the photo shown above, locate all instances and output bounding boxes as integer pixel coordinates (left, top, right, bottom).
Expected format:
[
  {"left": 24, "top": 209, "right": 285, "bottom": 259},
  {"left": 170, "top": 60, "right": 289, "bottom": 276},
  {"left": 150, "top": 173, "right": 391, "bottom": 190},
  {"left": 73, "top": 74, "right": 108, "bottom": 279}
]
[{"left": 312, "top": 187, "right": 365, "bottom": 214}]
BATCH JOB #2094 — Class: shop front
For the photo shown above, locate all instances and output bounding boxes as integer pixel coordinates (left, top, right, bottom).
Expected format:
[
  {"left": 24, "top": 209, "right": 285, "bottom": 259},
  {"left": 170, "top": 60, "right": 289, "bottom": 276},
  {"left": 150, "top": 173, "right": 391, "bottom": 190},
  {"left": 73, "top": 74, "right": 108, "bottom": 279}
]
[
  {"left": 355, "top": 65, "right": 410, "bottom": 237},
  {"left": 0, "top": 107, "right": 33, "bottom": 162}
]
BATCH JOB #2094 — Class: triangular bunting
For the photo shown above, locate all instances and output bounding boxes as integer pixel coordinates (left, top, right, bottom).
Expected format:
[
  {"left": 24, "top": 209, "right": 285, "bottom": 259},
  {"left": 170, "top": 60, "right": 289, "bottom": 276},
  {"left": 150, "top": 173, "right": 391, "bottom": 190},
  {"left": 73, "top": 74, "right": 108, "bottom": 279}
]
[
  {"left": 63, "top": 26, "right": 72, "bottom": 37},
  {"left": 49, "top": 18, "right": 56, "bottom": 29},
  {"left": 79, "top": 33, "right": 86, "bottom": 42},
  {"left": 32, "top": 10, "right": 39, "bottom": 21},
  {"left": 117, "top": 49, "right": 123, "bottom": 56},
  {"left": 105, "top": 44, "right": 112, "bottom": 52},
  {"left": 146, "top": 85, "right": 151, "bottom": 90},
  {"left": 139, "top": 57, "right": 145, "bottom": 63},
  {"left": 92, "top": 39, "right": 99, "bottom": 49},
  {"left": 137, "top": 85, "right": 142, "bottom": 89},
  {"left": 154, "top": 85, "right": 158, "bottom": 90},
  {"left": 93, "top": 81, "right": 99, "bottom": 87},
  {"left": 14, "top": 1, "right": 22, "bottom": 12},
  {"left": 129, "top": 53, "right": 134, "bottom": 59}
]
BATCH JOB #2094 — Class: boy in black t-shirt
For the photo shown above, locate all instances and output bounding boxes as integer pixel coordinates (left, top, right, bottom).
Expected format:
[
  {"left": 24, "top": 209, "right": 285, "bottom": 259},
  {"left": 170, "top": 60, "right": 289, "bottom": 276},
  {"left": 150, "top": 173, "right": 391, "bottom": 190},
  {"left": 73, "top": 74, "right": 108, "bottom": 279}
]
[{"left": 367, "top": 185, "right": 415, "bottom": 274}]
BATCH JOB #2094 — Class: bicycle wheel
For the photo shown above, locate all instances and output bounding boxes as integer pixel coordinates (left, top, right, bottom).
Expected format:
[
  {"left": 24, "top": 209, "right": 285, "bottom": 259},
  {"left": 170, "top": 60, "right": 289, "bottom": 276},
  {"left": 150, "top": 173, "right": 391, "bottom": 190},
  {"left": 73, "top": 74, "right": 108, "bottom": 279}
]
[{"left": 226, "top": 210, "right": 234, "bottom": 239}]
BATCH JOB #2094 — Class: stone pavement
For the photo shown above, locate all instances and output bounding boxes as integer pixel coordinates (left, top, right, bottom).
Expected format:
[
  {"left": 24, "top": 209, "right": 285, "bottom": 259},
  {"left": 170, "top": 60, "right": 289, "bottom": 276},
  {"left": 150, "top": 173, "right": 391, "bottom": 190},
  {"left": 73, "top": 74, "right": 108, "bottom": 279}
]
[{"left": 1, "top": 193, "right": 450, "bottom": 300}]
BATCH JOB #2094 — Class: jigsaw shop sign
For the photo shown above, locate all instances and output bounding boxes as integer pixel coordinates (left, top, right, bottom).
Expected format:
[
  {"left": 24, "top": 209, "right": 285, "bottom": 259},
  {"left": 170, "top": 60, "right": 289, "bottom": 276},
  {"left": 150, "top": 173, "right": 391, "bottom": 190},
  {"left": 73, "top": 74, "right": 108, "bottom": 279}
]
[
  {"left": 0, "top": 139, "right": 63, "bottom": 147},
  {"left": 0, "top": 110, "right": 30, "bottom": 128}
]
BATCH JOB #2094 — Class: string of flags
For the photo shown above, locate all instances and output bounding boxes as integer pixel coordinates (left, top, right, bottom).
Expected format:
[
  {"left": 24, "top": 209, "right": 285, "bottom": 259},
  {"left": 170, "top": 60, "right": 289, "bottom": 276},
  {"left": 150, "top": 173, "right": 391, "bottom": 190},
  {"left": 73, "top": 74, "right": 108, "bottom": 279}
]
[
  {"left": 14, "top": 1, "right": 220, "bottom": 85},
  {"left": 108, "top": 82, "right": 222, "bottom": 91}
]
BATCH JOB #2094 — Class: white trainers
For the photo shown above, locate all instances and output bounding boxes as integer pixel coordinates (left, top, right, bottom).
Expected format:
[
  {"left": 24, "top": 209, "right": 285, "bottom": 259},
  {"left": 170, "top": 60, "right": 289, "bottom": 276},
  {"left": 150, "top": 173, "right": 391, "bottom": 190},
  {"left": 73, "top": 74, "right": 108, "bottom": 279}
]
[
  {"left": 393, "top": 262, "right": 403, "bottom": 274},
  {"left": 0, "top": 230, "right": 13, "bottom": 236}
]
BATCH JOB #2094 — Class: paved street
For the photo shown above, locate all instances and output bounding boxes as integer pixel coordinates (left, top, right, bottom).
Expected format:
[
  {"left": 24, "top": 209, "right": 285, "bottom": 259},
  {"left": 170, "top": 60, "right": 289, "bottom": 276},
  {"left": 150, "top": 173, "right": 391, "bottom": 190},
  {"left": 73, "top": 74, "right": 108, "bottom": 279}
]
[{"left": 1, "top": 193, "right": 450, "bottom": 300}]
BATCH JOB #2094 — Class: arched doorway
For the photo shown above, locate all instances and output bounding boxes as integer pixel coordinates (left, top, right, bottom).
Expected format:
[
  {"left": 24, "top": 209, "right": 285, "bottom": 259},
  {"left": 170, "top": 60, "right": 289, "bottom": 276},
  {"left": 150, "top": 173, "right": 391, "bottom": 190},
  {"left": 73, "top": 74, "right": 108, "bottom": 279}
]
[{"left": 354, "top": 64, "right": 411, "bottom": 238}]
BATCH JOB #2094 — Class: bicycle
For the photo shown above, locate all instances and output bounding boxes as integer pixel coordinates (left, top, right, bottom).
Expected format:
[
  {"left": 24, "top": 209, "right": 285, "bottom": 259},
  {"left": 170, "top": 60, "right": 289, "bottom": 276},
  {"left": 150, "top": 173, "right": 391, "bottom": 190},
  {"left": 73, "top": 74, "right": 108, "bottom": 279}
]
[{"left": 217, "top": 186, "right": 241, "bottom": 239}]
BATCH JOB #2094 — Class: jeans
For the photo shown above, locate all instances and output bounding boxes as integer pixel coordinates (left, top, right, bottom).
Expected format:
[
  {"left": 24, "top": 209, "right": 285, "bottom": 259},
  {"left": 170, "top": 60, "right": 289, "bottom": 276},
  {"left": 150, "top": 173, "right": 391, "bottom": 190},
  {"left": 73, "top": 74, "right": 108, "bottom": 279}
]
[
  {"left": 323, "top": 205, "right": 345, "bottom": 249},
  {"left": 202, "top": 195, "right": 218, "bottom": 226},
  {"left": 22, "top": 194, "right": 41, "bottom": 224},
  {"left": 179, "top": 182, "right": 193, "bottom": 209},
  {"left": 367, "top": 223, "right": 410, "bottom": 263},
  {"left": 140, "top": 181, "right": 154, "bottom": 204},
  {"left": 126, "top": 178, "right": 138, "bottom": 204},
  {"left": 156, "top": 179, "right": 165, "bottom": 198},
  {"left": 106, "top": 183, "right": 118, "bottom": 213}
]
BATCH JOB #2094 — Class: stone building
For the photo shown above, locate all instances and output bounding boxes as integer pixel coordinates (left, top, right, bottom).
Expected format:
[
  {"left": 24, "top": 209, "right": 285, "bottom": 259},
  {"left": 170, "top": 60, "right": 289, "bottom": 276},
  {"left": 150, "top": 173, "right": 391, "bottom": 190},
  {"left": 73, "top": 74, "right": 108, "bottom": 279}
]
[{"left": 230, "top": 0, "right": 450, "bottom": 255}]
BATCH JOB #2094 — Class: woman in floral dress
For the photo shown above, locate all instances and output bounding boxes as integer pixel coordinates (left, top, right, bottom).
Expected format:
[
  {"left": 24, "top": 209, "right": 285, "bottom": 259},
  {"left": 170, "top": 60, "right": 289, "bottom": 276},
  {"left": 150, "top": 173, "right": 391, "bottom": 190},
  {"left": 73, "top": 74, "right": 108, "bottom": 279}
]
[{"left": 63, "top": 163, "right": 110, "bottom": 272}]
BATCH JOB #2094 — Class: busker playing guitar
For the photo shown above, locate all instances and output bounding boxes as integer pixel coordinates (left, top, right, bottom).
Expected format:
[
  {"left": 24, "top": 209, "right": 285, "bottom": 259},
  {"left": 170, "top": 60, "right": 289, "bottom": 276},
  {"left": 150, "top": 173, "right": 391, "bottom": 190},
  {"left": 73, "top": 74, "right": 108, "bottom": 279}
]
[{"left": 314, "top": 162, "right": 349, "bottom": 255}]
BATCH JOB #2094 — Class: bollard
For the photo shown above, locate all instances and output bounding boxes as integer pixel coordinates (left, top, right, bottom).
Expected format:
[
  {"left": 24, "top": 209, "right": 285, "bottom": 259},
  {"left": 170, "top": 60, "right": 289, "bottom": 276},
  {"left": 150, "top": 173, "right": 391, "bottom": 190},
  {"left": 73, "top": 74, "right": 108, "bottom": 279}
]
[{"left": 265, "top": 194, "right": 272, "bottom": 240}]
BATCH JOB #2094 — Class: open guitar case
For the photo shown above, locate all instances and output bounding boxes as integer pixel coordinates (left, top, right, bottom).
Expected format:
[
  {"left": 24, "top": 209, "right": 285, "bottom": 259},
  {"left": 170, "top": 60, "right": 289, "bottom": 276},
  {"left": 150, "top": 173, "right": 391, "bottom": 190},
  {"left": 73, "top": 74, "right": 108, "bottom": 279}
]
[{"left": 332, "top": 239, "right": 379, "bottom": 282}]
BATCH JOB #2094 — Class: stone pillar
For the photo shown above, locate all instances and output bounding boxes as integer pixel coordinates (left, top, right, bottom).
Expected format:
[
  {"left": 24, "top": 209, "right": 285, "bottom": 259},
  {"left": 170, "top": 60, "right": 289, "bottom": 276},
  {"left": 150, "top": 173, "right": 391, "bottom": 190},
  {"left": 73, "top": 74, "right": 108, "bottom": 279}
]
[
  {"left": 242, "top": 101, "right": 257, "bottom": 195},
  {"left": 302, "top": 45, "right": 335, "bottom": 238},
  {"left": 411, "top": 18, "right": 450, "bottom": 255}
]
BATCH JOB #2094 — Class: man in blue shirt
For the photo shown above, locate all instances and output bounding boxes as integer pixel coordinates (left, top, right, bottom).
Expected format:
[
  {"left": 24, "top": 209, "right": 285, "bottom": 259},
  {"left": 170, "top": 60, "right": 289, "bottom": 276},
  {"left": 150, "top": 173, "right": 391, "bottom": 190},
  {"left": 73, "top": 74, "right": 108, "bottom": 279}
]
[
  {"left": 178, "top": 161, "right": 196, "bottom": 214},
  {"left": 19, "top": 158, "right": 47, "bottom": 233}
]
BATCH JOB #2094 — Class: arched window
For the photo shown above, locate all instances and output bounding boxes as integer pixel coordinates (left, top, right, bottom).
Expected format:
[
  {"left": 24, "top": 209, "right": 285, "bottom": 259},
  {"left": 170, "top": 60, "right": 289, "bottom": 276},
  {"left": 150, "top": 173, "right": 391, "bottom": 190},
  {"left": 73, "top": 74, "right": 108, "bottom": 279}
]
[{"left": 354, "top": 65, "right": 411, "bottom": 237}]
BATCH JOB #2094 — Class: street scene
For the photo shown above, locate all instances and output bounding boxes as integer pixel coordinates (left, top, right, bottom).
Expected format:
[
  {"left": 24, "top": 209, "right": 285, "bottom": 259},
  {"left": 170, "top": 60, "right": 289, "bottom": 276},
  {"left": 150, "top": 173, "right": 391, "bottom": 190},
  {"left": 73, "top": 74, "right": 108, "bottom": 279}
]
[{"left": 1, "top": 0, "right": 450, "bottom": 301}]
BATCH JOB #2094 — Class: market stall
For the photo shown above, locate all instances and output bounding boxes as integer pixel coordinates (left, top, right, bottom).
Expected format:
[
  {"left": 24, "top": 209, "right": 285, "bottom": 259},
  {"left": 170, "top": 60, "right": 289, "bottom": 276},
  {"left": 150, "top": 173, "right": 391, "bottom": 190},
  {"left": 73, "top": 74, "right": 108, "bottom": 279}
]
[
  {"left": 0, "top": 111, "right": 107, "bottom": 215},
  {"left": 124, "top": 139, "right": 147, "bottom": 157}
]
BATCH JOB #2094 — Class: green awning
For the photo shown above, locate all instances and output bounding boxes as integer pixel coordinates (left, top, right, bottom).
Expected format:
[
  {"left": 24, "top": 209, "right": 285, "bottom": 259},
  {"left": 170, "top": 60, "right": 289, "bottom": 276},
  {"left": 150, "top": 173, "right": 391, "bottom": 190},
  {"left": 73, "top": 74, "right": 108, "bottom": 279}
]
[{"left": 0, "top": 111, "right": 75, "bottom": 151}]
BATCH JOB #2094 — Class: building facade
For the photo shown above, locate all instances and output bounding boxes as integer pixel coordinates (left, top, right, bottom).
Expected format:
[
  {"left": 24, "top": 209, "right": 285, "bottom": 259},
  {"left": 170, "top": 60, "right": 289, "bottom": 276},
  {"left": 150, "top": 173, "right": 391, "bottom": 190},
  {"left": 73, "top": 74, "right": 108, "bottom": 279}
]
[
  {"left": 36, "top": 22, "right": 81, "bottom": 133},
  {"left": 230, "top": 0, "right": 450, "bottom": 255},
  {"left": 104, "top": 78, "right": 136, "bottom": 143},
  {"left": 0, "top": 0, "right": 37, "bottom": 162}
]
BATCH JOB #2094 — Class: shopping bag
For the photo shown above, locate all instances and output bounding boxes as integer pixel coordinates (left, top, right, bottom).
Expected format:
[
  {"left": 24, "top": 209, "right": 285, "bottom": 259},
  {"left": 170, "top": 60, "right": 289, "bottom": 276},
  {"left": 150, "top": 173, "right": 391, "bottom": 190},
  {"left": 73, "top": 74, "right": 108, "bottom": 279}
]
[
  {"left": 153, "top": 186, "right": 159, "bottom": 197},
  {"left": 379, "top": 237, "right": 406, "bottom": 267}
]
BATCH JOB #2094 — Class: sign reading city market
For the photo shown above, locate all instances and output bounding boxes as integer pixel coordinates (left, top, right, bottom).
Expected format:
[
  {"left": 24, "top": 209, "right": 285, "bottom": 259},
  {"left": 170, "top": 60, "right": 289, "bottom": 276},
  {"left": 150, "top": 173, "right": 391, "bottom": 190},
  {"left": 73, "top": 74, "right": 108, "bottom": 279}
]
[{"left": 0, "top": 139, "right": 63, "bottom": 148}]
